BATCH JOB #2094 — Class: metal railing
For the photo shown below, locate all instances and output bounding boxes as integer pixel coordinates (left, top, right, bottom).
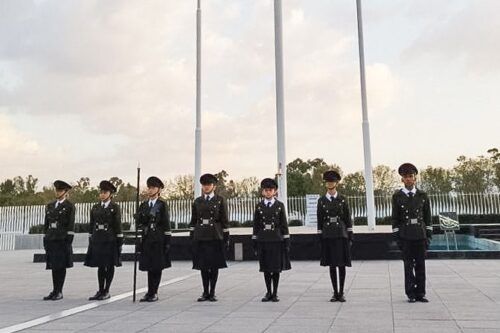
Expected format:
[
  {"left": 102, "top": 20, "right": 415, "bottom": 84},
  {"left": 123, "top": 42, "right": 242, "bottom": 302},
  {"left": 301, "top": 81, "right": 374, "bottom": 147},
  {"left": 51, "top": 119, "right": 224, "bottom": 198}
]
[
  {"left": 0, "top": 232, "right": 17, "bottom": 251},
  {"left": 1, "top": 193, "right": 499, "bottom": 235}
]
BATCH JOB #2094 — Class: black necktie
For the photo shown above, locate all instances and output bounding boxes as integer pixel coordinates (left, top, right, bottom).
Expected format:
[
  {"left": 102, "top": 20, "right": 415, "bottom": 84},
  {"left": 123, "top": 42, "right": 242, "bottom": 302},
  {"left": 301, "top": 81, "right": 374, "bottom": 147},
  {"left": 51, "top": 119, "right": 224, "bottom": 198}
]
[
  {"left": 267, "top": 202, "right": 271, "bottom": 208},
  {"left": 102, "top": 203, "right": 105, "bottom": 208},
  {"left": 206, "top": 195, "right": 210, "bottom": 202},
  {"left": 149, "top": 202, "right": 153, "bottom": 208},
  {"left": 408, "top": 192, "right": 414, "bottom": 199}
]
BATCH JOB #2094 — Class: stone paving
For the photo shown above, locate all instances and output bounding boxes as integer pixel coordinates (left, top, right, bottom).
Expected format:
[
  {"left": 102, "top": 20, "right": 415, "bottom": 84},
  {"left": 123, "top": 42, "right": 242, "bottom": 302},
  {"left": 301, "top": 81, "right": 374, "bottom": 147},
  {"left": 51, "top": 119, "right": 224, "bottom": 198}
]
[{"left": 1, "top": 250, "right": 500, "bottom": 332}]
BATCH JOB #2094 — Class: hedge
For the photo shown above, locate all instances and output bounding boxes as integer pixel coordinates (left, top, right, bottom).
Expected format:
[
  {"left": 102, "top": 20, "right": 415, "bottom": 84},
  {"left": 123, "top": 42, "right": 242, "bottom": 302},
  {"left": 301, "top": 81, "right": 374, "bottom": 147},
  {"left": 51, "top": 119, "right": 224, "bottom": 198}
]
[{"left": 27, "top": 214, "right": 500, "bottom": 234}]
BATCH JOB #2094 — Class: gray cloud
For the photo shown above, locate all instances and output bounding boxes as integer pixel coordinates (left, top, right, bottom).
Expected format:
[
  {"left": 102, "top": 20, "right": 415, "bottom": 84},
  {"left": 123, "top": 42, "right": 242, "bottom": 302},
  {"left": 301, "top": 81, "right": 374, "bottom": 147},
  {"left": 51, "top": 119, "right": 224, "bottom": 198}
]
[{"left": 1, "top": 0, "right": 458, "bottom": 188}]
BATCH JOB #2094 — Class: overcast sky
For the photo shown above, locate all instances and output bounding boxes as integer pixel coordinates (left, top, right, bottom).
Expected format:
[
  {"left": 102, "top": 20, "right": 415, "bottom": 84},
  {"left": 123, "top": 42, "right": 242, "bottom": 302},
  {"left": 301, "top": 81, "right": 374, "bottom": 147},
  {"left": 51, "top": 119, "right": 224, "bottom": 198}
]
[{"left": 0, "top": 0, "right": 498, "bottom": 188}]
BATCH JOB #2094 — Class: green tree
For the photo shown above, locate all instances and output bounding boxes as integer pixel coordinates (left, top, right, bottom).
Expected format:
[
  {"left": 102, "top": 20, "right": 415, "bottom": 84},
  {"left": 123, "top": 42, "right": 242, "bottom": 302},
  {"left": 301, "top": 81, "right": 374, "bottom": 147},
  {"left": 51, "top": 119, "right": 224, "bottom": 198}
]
[
  {"left": 373, "top": 165, "right": 398, "bottom": 196},
  {"left": 106, "top": 177, "right": 138, "bottom": 202},
  {"left": 214, "top": 170, "right": 235, "bottom": 198},
  {"left": 287, "top": 158, "right": 314, "bottom": 196},
  {"left": 339, "top": 171, "right": 365, "bottom": 196},
  {"left": 165, "top": 175, "right": 194, "bottom": 200},
  {"left": 114, "top": 182, "right": 138, "bottom": 201},
  {"left": 286, "top": 158, "right": 342, "bottom": 195},
  {"left": 419, "top": 166, "right": 453, "bottom": 194},
  {"left": 70, "top": 177, "right": 99, "bottom": 202},
  {"left": 234, "top": 177, "right": 260, "bottom": 197},
  {"left": 487, "top": 148, "right": 500, "bottom": 191},
  {"left": 452, "top": 155, "right": 495, "bottom": 193},
  {"left": 0, "top": 175, "right": 44, "bottom": 205}
]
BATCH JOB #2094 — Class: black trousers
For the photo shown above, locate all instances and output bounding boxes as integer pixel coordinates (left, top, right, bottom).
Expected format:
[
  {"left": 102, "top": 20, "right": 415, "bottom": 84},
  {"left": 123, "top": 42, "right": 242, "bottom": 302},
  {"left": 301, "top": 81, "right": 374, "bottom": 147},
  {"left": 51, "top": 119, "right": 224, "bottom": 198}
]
[
  {"left": 201, "top": 269, "right": 219, "bottom": 296},
  {"left": 263, "top": 272, "right": 280, "bottom": 296},
  {"left": 97, "top": 266, "right": 115, "bottom": 293},
  {"left": 147, "top": 270, "right": 162, "bottom": 295},
  {"left": 402, "top": 240, "right": 426, "bottom": 298},
  {"left": 51, "top": 268, "right": 66, "bottom": 293}
]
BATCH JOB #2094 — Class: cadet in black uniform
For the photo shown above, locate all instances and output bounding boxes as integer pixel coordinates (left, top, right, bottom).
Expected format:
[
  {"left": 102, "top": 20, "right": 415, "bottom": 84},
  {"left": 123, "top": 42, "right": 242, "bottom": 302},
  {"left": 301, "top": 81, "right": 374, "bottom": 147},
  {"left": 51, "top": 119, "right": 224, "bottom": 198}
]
[
  {"left": 252, "top": 178, "right": 291, "bottom": 302},
  {"left": 136, "top": 176, "right": 171, "bottom": 302},
  {"left": 43, "top": 180, "right": 75, "bottom": 301},
  {"left": 84, "top": 180, "right": 123, "bottom": 301},
  {"left": 189, "top": 173, "right": 230, "bottom": 302},
  {"left": 392, "top": 163, "right": 432, "bottom": 303},
  {"left": 317, "top": 170, "right": 353, "bottom": 302}
]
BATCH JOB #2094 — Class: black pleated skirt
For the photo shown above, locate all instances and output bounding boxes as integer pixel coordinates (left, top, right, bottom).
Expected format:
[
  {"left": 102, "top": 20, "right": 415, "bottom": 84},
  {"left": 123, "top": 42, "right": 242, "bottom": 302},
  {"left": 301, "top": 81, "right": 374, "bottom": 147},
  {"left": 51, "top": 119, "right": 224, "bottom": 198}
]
[
  {"left": 84, "top": 240, "right": 122, "bottom": 267},
  {"left": 45, "top": 239, "right": 73, "bottom": 270},
  {"left": 257, "top": 241, "right": 291, "bottom": 273},
  {"left": 139, "top": 240, "right": 171, "bottom": 272},
  {"left": 192, "top": 240, "right": 227, "bottom": 270},
  {"left": 320, "top": 238, "right": 351, "bottom": 267}
]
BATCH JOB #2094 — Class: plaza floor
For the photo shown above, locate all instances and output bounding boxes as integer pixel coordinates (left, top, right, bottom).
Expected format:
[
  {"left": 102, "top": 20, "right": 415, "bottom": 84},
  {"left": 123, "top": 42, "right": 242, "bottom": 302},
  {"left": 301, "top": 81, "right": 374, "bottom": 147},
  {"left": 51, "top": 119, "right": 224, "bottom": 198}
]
[{"left": 1, "top": 250, "right": 500, "bottom": 333}]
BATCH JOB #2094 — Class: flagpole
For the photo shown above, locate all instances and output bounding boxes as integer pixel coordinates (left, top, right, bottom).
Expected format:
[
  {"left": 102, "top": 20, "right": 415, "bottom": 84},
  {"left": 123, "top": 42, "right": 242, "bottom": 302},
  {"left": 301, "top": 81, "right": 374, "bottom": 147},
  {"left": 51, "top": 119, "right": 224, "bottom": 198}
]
[
  {"left": 194, "top": 0, "right": 202, "bottom": 198},
  {"left": 356, "top": 0, "right": 376, "bottom": 230},
  {"left": 273, "top": 0, "right": 288, "bottom": 211}
]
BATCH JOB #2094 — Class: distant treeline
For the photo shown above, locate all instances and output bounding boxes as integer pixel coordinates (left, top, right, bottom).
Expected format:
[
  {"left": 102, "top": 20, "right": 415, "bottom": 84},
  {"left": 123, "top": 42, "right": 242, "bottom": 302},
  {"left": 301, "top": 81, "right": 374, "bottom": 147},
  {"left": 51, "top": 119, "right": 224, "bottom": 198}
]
[{"left": 1, "top": 148, "right": 499, "bottom": 206}]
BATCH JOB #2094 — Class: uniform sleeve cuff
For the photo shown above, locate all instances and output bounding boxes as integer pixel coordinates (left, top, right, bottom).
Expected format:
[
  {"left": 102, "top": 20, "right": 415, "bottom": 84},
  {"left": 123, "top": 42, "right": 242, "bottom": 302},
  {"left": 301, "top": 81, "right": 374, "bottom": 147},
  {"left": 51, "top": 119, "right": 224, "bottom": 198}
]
[
  {"left": 317, "top": 230, "right": 323, "bottom": 234},
  {"left": 251, "top": 235, "right": 257, "bottom": 240},
  {"left": 67, "top": 231, "right": 75, "bottom": 235},
  {"left": 283, "top": 234, "right": 290, "bottom": 239},
  {"left": 164, "top": 231, "right": 172, "bottom": 235},
  {"left": 392, "top": 228, "right": 399, "bottom": 233}
]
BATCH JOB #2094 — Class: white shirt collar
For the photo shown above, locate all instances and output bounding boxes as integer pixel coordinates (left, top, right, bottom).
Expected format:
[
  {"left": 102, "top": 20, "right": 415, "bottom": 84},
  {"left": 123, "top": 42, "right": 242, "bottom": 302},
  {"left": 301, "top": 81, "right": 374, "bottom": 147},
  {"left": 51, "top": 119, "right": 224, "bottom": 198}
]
[
  {"left": 56, "top": 198, "right": 66, "bottom": 206},
  {"left": 148, "top": 198, "right": 158, "bottom": 206},
  {"left": 326, "top": 192, "right": 338, "bottom": 200},
  {"left": 401, "top": 187, "right": 417, "bottom": 196},
  {"left": 101, "top": 200, "right": 111, "bottom": 208},
  {"left": 263, "top": 198, "right": 276, "bottom": 206},
  {"left": 203, "top": 192, "right": 215, "bottom": 200}
]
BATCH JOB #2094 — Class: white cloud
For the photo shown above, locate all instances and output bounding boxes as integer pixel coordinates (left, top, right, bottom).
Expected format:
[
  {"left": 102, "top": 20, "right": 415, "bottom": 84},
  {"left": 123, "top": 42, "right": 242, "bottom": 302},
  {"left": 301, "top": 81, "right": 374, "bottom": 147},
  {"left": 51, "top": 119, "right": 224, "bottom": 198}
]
[
  {"left": 404, "top": 0, "right": 500, "bottom": 75},
  {"left": 2, "top": 0, "right": 495, "bottom": 189},
  {"left": 0, "top": 113, "right": 39, "bottom": 153}
]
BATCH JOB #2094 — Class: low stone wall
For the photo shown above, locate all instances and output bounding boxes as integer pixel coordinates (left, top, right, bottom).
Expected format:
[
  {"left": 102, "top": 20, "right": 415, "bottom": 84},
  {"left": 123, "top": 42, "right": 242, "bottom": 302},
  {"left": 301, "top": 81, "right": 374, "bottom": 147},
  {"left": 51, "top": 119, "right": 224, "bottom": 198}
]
[{"left": 15, "top": 233, "right": 89, "bottom": 250}]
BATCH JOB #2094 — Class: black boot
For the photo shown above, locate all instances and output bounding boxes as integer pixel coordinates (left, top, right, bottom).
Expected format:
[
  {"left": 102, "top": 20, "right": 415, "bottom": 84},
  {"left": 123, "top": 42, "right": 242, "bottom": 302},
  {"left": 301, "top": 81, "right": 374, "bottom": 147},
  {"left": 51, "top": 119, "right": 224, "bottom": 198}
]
[
  {"left": 271, "top": 273, "right": 280, "bottom": 302},
  {"left": 262, "top": 273, "right": 272, "bottom": 302},
  {"left": 262, "top": 292, "right": 272, "bottom": 302},
  {"left": 416, "top": 296, "right": 429, "bottom": 303},
  {"left": 197, "top": 293, "right": 209, "bottom": 302},
  {"left": 338, "top": 267, "right": 346, "bottom": 302},
  {"left": 330, "top": 266, "right": 339, "bottom": 302},
  {"left": 89, "top": 291, "right": 102, "bottom": 301},
  {"left": 199, "top": 270, "right": 210, "bottom": 301},
  {"left": 52, "top": 292, "right": 63, "bottom": 301},
  {"left": 97, "top": 292, "right": 110, "bottom": 300},
  {"left": 208, "top": 269, "right": 219, "bottom": 302},
  {"left": 97, "top": 266, "right": 114, "bottom": 300},
  {"left": 43, "top": 291, "right": 55, "bottom": 301},
  {"left": 51, "top": 269, "right": 65, "bottom": 301}
]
